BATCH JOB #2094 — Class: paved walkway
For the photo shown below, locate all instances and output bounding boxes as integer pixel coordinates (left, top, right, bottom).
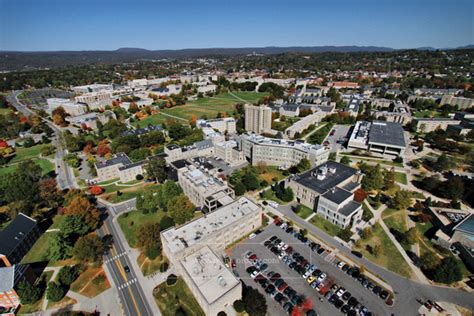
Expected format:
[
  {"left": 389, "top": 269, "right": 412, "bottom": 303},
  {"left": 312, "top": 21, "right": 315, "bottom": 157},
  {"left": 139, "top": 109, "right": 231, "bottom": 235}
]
[{"left": 159, "top": 111, "right": 187, "bottom": 121}]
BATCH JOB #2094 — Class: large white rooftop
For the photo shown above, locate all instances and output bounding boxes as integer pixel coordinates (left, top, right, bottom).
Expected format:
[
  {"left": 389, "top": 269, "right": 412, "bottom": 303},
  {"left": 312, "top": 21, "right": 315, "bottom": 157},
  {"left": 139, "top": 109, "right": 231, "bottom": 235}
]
[
  {"left": 180, "top": 246, "right": 240, "bottom": 305},
  {"left": 162, "top": 197, "right": 260, "bottom": 254},
  {"left": 244, "top": 133, "right": 325, "bottom": 153}
]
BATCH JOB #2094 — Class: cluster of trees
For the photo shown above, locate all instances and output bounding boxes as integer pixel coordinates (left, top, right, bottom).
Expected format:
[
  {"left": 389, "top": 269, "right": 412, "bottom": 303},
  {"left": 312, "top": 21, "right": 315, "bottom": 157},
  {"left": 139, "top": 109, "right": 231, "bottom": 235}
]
[
  {"left": 270, "top": 182, "right": 294, "bottom": 202},
  {"left": 258, "top": 82, "right": 285, "bottom": 99},
  {"left": 49, "top": 191, "right": 105, "bottom": 263},
  {"left": 324, "top": 112, "right": 357, "bottom": 125},
  {"left": 146, "top": 156, "right": 167, "bottom": 183},
  {"left": 229, "top": 165, "right": 264, "bottom": 196},
  {"left": 0, "top": 161, "right": 63, "bottom": 223},
  {"left": 46, "top": 265, "right": 81, "bottom": 302},
  {"left": 416, "top": 175, "right": 466, "bottom": 201},
  {"left": 112, "top": 130, "right": 165, "bottom": 160},
  {"left": 233, "top": 285, "right": 268, "bottom": 316},
  {"left": 167, "top": 121, "right": 204, "bottom": 147},
  {"left": 136, "top": 180, "right": 194, "bottom": 225},
  {"left": 420, "top": 252, "right": 463, "bottom": 284},
  {"left": 424, "top": 130, "right": 471, "bottom": 155}
]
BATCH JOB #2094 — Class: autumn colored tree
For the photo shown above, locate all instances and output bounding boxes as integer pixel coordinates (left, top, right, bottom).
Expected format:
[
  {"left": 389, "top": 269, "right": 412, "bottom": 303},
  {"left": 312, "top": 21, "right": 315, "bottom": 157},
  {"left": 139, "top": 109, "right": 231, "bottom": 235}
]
[
  {"left": 418, "top": 213, "right": 432, "bottom": 223},
  {"left": 97, "top": 139, "right": 111, "bottom": 157},
  {"left": 52, "top": 106, "right": 68, "bottom": 126},
  {"left": 353, "top": 188, "right": 367, "bottom": 203},
  {"left": 89, "top": 185, "right": 103, "bottom": 195},
  {"left": 63, "top": 196, "right": 100, "bottom": 230},
  {"left": 82, "top": 142, "right": 94, "bottom": 155},
  {"left": 167, "top": 194, "right": 195, "bottom": 225},
  {"left": 189, "top": 115, "right": 197, "bottom": 127},
  {"left": 39, "top": 178, "right": 63, "bottom": 208}
]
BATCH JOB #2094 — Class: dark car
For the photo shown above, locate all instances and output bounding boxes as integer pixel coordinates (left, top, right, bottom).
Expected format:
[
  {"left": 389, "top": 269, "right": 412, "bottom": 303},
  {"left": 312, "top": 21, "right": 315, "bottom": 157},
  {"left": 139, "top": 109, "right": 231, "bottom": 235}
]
[
  {"left": 283, "top": 286, "right": 293, "bottom": 296},
  {"left": 266, "top": 284, "right": 276, "bottom": 295},
  {"left": 264, "top": 240, "right": 272, "bottom": 247},
  {"left": 246, "top": 266, "right": 257, "bottom": 274},
  {"left": 283, "top": 302, "right": 294, "bottom": 314},
  {"left": 289, "top": 262, "right": 297, "bottom": 269},
  {"left": 379, "top": 290, "right": 389, "bottom": 300},
  {"left": 407, "top": 250, "right": 421, "bottom": 267},
  {"left": 286, "top": 227, "right": 294, "bottom": 234},
  {"left": 347, "top": 297, "right": 358, "bottom": 307},
  {"left": 342, "top": 291, "right": 351, "bottom": 301},
  {"left": 270, "top": 236, "right": 278, "bottom": 242},
  {"left": 328, "top": 294, "right": 338, "bottom": 304},
  {"left": 341, "top": 305, "right": 351, "bottom": 314},
  {"left": 270, "top": 273, "right": 281, "bottom": 282},
  {"left": 317, "top": 248, "right": 325, "bottom": 254},
  {"left": 372, "top": 285, "right": 382, "bottom": 295},
  {"left": 311, "top": 243, "right": 320, "bottom": 251},
  {"left": 285, "top": 246, "right": 294, "bottom": 254},
  {"left": 291, "top": 295, "right": 303, "bottom": 306},
  {"left": 124, "top": 266, "right": 130, "bottom": 273},
  {"left": 254, "top": 274, "right": 264, "bottom": 283},
  {"left": 351, "top": 250, "right": 363, "bottom": 258},
  {"left": 274, "top": 278, "right": 284, "bottom": 287},
  {"left": 312, "top": 269, "right": 322, "bottom": 277},
  {"left": 274, "top": 293, "right": 284, "bottom": 303},
  {"left": 292, "top": 252, "right": 300, "bottom": 259},
  {"left": 260, "top": 279, "right": 269, "bottom": 289},
  {"left": 306, "top": 309, "right": 317, "bottom": 316},
  {"left": 347, "top": 310, "right": 357, "bottom": 316},
  {"left": 342, "top": 264, "right": 350, "bottom": 272},
  {"left": 335, "top": 299, "right": 344, "bottom": 309}
]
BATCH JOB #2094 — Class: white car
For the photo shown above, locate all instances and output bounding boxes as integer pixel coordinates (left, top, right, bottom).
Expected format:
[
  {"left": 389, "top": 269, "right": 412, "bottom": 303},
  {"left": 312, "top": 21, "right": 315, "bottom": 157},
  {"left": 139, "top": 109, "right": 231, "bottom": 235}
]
[
  {"left": 317, "top": 273, "right": 327, "bottom": 282},
  {"left": 249, "top": 233, "right": 257, "bottom": 240},
  {"left": 282, "top": 244, "right": 289, "bottom": 251},
  {"left": 278, "top": 252, "right": 285, "bottom": 260},
  {"left": 277, "top": 242, "right": 285, "bottom": 250},
  {"left": 281, "top": 223, "right": 288, "bottom": 229},
  {"left": 250, "top": 271, "right": 260, "bottom": 279},
  {"left": 268, "top": 201, "right": 279, "bottom": 208},
  {"left": 303, "top": 271, "right": 311, "bottom": 279},
  {"left": 336, "top": 287, "right": 346, "bottom": 298},
  {"left": 245, "top": 251, "right": 254, "bottom": 259},
  {"left": 337, "top": 261, "right": 346, "bottom": 269}
]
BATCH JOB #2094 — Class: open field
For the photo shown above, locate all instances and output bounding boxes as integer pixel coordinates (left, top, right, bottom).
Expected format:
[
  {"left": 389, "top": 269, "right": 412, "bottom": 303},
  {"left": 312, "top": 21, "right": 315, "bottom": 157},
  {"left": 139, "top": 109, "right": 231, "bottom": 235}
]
[
  {"left": 133, "top": 92, "right": 267, "bottom": 127},
  {"left": 117, "top": 210, "right": 165, "bottom": 248},
  {"left": 153, "top": 277, "right": 205, "bottom": 316},
  {"left": 354, "top": 223, "right": 412, "bottom": 278},
  {"left": 137, "top": 252, "right": 168, "bottom": 276},
  {"left": 0, "top": 107, "right": 12, "bottom": 115},
  {"left": 394, "top": 172, "right": 408, "bottom": 184},
  {"left": 382, "top": 208, "right": 408, "bottom": 233},
  {"left": 341, "top": 153, "right": 404, "bottom": 167},
  {"left": 99, "top": 182, "right": 159, "bottom": 203},
  {"left": 257, "top": 166, "right": 287, "bottom": 184},
  {"left": 0, "top": 158, "right": 54, "bottom": 176},
  {"left": 21, "top": 231, "right": 56, "bottom": 264},
  {"left": 309, "top": 214, "right": 343, "bottom": 237},
  {"left": 71, "top": 266, "right": 110, "bottom": 298},
  {"left": 260, "top": 189, "right": 288, "bottom": 205},
  {"left": 10, "top": 144, "right": 48, "bottom": 163}
]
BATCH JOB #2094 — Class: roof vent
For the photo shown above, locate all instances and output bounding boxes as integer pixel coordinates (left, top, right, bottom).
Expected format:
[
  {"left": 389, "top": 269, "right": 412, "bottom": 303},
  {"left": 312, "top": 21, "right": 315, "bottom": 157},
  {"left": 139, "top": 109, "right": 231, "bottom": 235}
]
[{"left": 218, "top": 276, "right": 227, "bottom": 287}]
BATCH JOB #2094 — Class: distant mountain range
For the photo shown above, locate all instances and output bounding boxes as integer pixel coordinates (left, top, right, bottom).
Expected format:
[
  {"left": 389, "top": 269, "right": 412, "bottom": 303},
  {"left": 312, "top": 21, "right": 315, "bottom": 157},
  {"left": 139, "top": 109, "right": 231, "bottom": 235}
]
[{"left": 1, "top": 45, "right": 472, "bottom": 71}]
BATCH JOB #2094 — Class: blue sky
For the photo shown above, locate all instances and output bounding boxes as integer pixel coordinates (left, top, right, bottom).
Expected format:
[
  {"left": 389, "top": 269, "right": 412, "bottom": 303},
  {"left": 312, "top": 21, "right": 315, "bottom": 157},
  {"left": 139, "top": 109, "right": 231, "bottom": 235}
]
[{"left": 0, "top": 0, "right": 472, "bottom": 51}]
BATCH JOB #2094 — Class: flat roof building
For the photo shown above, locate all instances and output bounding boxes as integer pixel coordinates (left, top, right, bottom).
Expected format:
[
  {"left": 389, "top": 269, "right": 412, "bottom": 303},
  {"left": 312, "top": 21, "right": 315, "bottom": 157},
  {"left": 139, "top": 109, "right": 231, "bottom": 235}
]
[
  {"left": 0, "top": 213, "right": 40, "bottom": 264},
  {"left": 348, "top": 121, "right": 407, "bottom": 157},
  {"left": 239, "top": 133, "right": 329, "bottom": 169}
]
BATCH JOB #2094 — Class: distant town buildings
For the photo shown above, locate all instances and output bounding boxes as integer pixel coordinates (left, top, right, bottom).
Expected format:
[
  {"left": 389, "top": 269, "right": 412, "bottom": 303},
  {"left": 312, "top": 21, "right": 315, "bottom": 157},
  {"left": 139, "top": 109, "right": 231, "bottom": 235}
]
[
  {"left": 440, "top": 94, "right": 474, "bottom": 109},
  {"left": 244, "top": 104, "right": 272, "bottom": 134},
  {"left": 66, "top": 110, "right": 116, "bottom": 130},
  {"left": 413, "top": 118, "right": 461, "bottom": 133}
]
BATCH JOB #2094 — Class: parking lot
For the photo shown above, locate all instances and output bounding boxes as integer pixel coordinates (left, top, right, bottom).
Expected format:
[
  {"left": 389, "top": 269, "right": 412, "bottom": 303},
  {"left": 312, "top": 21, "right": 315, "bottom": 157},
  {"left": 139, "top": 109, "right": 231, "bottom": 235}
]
[
  {"left": 325, "top": 125, "right": 352, "bottom": 152},
  {"left": 231, "top": 223, "right": 393, "bottom": 315}
]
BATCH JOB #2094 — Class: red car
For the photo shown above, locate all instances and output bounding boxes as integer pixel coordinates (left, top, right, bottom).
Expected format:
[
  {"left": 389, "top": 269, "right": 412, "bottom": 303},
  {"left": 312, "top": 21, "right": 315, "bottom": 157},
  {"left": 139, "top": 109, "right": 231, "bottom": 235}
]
[
  {"left": 231, "top": 259, "right": 236, "bottom": 268},
  {"left": 278, "top": 282, "right": 288, "bottom": 292},
  {"left": 249, "top": 254, "right": 257, "bottom": 261},
  {"left": 270, "top": 273, "right": 281, "bottom": 282}
]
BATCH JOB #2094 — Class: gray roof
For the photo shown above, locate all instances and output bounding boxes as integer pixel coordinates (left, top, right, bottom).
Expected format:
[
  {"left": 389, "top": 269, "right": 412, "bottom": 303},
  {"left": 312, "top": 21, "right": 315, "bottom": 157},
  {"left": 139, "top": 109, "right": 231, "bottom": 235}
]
[
  {"left": 368, "top": 121, "right": 406, "bottom": 148},
  {"left": 0, "top": 213, "right": 37, "bottom": 257},
  {"left": 118, "top": 160, "right": 145, "bottom": 171},
  {"left": 0, "top": 266, "right": 15, "bottom": 292},
  {"left": 293, "top": 161, "right": 358, "bottom": 194},
  {"left": 95, "top": 153, "right": 132, "bottom": 169},
  {"left": 454, "top": 214, "right": 474, "bottom": 235},
  {"left": 339, "top": 201, "right": 362, "bottom": 216},
  {"left": 322, "top": 187, "right": 352, "bottom": 205},
  {"left": 195, "top": 139, "right": 213, "bottom": 150}
]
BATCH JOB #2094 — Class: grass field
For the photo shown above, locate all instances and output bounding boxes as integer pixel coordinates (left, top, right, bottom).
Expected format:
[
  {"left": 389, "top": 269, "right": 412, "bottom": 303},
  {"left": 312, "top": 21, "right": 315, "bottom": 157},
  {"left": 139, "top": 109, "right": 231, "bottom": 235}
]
[
  {"left": 258, "top": 166, "right": 287, "bottom": 184},
  {"left": 341, "top": 153, "right": 404, "bottom": 167},
  {"left": 153, "top": 277, "right": 205, "bottom": 316},
  {"left": 394, "top": 172, "right": 408, "bottom": 184},
  {"left": 21, "top": 231, "right": 56, "bottom": 264},
  {"left": 309, "top": 214, "right": 343, "bottom": 237},
  {"left": 99, "top": 182, "right": 159, "bottom": 204},
  {"left": 354, "top": 223, "right": 412, "bottom": 278},
  {"left": 0, "top": 107, "right": 12, "bottom": 115},
  {"left": 70, "top": 266, "right": 110, "bottom": 298},
  {"left": 0, "top": 158, "right": 54, "bottom": 176},
  {"left": 117, "top": 210, "right": 165, "bottom": 248},
  {"left": 294, "top": 204, "right": 314, "bottom": 220},
  {"left": 261, "top": 189, "right": 288, "bottom": 205},
  {"left": 10, "top": 144, "right": 48, "bottom": 163},
  {"left": 382, "top": 208, "right": 408, "bottom": 233},
  {"left": 133, "top": 92, "right": 267, "bottom": 127},
  {"left": 413, "top": 110, "right": 442, "bottom": 118},
  {"left": 137, "top": 252, "right": 168, "bottom": 276}
]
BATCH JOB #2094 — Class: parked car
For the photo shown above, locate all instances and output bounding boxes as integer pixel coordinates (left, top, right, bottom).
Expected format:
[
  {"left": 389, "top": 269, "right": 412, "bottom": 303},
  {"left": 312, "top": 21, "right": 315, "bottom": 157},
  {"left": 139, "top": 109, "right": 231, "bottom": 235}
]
[{"left": 351, "top": 250, "right": 363, "bottom": 258}]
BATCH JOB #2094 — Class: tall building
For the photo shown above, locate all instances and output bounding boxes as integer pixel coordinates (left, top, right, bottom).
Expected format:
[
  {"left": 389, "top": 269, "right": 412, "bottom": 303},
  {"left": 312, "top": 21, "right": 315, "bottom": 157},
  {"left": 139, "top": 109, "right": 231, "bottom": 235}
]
[{"left": 244, "top": 104, "right": 272, "bottom": 134}]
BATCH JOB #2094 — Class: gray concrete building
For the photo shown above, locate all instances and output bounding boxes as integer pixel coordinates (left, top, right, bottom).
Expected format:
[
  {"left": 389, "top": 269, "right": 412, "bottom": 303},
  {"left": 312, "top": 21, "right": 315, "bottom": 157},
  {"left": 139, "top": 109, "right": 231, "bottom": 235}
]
[{"left": 244, "top": 104, "right": 272, "bottom": 134}]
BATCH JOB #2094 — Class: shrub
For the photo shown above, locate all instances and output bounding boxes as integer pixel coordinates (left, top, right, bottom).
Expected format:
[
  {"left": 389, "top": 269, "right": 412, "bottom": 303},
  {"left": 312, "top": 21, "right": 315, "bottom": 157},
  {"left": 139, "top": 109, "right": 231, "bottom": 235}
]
[
  {"left": 136, "top": 174, "right": 144, "bottom": 180},
  {"left": 145, "top": 244, "right": 161, "bottom": 260},
  {"left": 92, "top": 274, "right": 105, "bottom": 286},
  {"left": 233, "top": 300, "right": 245, "bottom": 312},
  {"left": 166, "top": 274, "right": 177, "bottom": 286},
  {"left": 46, "top": 282, "right": 65, "bottom": 302},
  {"left": 57, "top": 265, "right": 79, "bottom": 286},
  {"left": 89, "top": 185, "right": 103, "bottom": 195}
]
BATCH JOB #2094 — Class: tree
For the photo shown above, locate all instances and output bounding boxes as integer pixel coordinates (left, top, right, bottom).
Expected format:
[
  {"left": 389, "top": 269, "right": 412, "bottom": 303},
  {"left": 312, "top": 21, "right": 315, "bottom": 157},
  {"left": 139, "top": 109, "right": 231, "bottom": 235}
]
[
  {"left": 189, "top": 114, "right": 197, "bottom": 127},
  {"left": 391, "top": 190, "right": 412, "bottom": 210},
  {"left": 60, "top": 215, "right": 90, "bottom": 237},
  {"left": 0, "top": 160, "right": 42, "bottom": 206},
  {"left": 432, "top": 257, "right": 463, "bottom": 284},
  {"left": 340, "top": 156, "right": 351, "bottom": 165},
  {"left": 63, "top": 196, "right": 101, "bottom": 230},
  {"left": 49, "top": 232, "right": 73, "bottom": 261},
  {"left": 443, "top": 177, "right": 464, "bottom": 200},
  {"left": 434, "top": 154, "right": 452, "bottom": 172},
  {"left": 242, "top": 286, "right": 267, "bottom": 316},
  {"left": 39, "top": 177, "right": 63, "bottom": 208},
  {"left": 97, "top": 139, "right": 111, "bottom": 157},
  {"left": 361, "top": 164, "right": 384, "bottom": 191},
  {"left": 418, "top": 213, "right": 432, "bottom": 223},
  {"left": 159, "top": 215, "right": 175, "bottom": 230},
  {"left": 57, "top": 265, "right": 79, "bottom": 286},
  {"left": 384, "top": 168, "right": 396, "bottom": 190},
  {"left": 129, "top": 147, "right": 150, "bottom": 162},
  {"left": 420, "top": 252, "right": 441, "bottom": 271},
  {"left": 372, "top": 244, "right": 382, "bottom": 257},
  {"left": 337, "top": 227, "right": 353, "bottom": 242},
  {"left": 73, "top": 234, "right": 105, "bottom": 263},
  {"left": 234, "top": 182, "right": 246, "bottom": 196},
  {"left": 46, "top": 282, "right": 65, "bottom": 302},
  {"left": 89, "top": 185, "right": 103, "bottom": 195},
  {"left": 242, "top": 171, "right": 260, "bottom": 191},
  {"left": 328, "top": 152, "right": 337, "bottom": 161},
  {"left": 16, "top": 280, "right": 42, "bottom": 304},
  {"left": 233, "top": 300, "right": 245, "bottom": 313},
  {"left": 406, "top": 227, "right": 418, "bottom": 245},
  {"left": 52, "top": 107, "right": 68, "bottom": 126},
  {"left": 353, "top": 188, "right": 367, "bottom": 203},
  {"left": 168, "top": 194, "right": 194, "bottom": 225},
  {"left": 136, "top": 222, "right": 161, "bottom": 248},
  {"left": 360, "top": 227, "right": 373, "bottom": 239},
  {"left": 296, "top": 158, "right": 311, "bottom": 173},
  {"left": 146, "top": 156, "right": 167, "bottom": 183}
]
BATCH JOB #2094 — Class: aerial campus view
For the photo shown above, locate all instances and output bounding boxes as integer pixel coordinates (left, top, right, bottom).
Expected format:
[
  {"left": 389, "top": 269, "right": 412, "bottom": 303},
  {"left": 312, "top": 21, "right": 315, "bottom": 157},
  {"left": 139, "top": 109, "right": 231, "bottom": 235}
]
[{"left": 0, "top": 1, "right": 473, "bottom": 316}]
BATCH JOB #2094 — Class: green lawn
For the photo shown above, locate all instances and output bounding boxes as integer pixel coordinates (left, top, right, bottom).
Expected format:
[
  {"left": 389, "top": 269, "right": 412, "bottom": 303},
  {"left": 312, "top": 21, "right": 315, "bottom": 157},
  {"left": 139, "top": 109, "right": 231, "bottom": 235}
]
[
  {"left": 354, "top": 223, "right": 412, "bottom": 278},
  {"left": 10, "top": 144, "right": 48, "bottom": 163},
  {"left": 0, "top": 107, "right": 12, "bottom": 115},
  {"left": 99, "top": 182, "right": 159, "bottom": 204},
  {"left": 153, "top": 277, "right": 205, "bottom": 316},
  {"left": 50, "top": 214, "right": 67, "bottom": 229},
  {"left": 294, "top": 204, "right": 314, "bottom": 220},
  {"left": 382, "top": 208, "right": 408, "bottom": 233},
  {"left": 0, "top": 158, "right": 54, "bottom": 176},
  {"left": 261, "top": 189, "right": 288, "bottom": 205},
  {"left": 413, "top": 110, "right": 442, "bottom": 118},
  {"left": 133, "top": 112, "right": 170, "bottom": 127},
  {"left": 394, "top": 172, "right": 408, "bottom": 184},
  {"left": 21, "top": 231, "right": 57, "bottom": 264},
  {"left": 309, "top": 214, "right": 343, "bottom": 237},
  {"left": 258, "top": 166, "right": 287, "bottom": 184},
  {"left": 117, "top": 210, "right": 165, "bottom": 248},
  {"left": 273, "top": 117, "right": 300, "bottom": 132}
]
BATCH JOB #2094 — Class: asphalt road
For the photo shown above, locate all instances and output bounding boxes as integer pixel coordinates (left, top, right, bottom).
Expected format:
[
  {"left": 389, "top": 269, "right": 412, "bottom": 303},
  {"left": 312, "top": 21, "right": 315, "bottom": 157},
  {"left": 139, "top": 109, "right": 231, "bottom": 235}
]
[
  {"left": 232, "top": 224, "right": 392, "bottom": 316},
  {"left": 97, "top": 210, "right": 153, "bottom": 316}
]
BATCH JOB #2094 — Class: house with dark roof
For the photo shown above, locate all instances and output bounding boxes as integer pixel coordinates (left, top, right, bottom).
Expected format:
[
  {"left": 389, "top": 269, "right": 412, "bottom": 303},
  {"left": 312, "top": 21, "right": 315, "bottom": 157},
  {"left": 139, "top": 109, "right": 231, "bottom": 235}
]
[
  {"left": 95, "top": 153, "right": 145, "bottom": 183},
  {"left": 287, "top": 161, "right": 362, "bottom": 228},
  {"left": 0, "top": 213, "right": 40, "bottom": 264}
]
